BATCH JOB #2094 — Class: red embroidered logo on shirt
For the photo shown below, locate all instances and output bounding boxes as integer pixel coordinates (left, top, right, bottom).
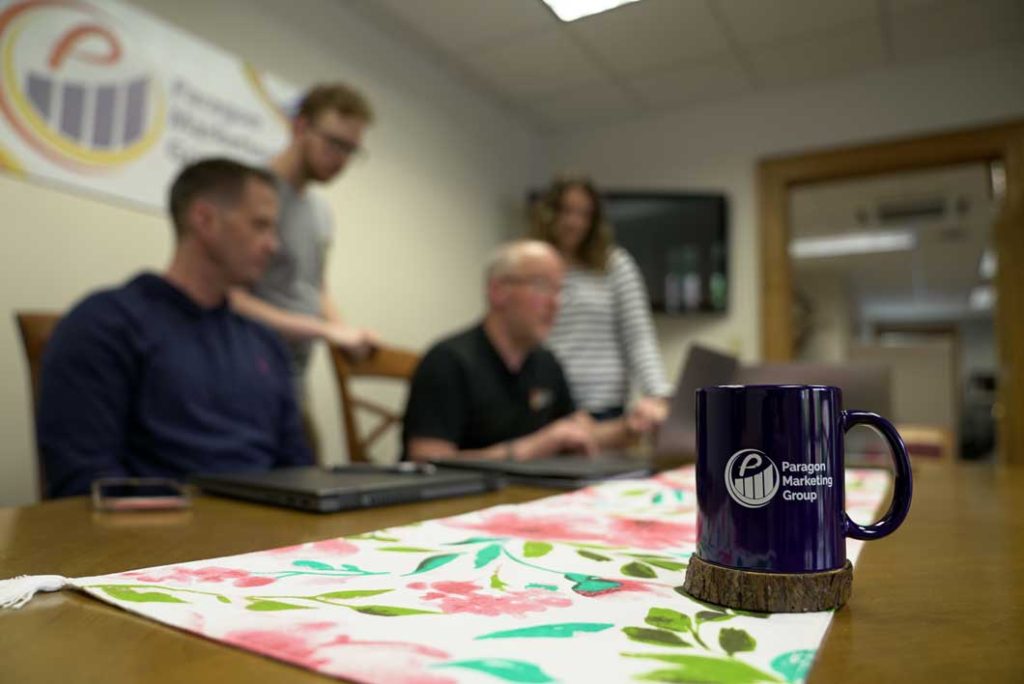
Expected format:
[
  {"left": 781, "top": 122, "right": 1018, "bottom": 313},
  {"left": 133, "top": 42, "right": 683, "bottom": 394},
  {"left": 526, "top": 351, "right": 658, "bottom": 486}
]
[{"left": 529, "top": 388, "right": 553, "bottom": 412}]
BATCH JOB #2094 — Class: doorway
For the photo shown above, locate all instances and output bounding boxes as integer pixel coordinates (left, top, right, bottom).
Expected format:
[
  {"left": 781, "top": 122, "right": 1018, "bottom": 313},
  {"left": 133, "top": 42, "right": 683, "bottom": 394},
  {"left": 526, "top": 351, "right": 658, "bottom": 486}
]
[{"left": 758, "top": 120, "right": 1024, "bottom": 464}]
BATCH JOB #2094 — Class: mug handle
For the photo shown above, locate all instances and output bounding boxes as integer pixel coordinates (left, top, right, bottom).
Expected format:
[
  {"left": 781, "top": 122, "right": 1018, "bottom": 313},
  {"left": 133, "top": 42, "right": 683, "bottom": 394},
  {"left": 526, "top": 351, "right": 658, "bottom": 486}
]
[{"left": 841, "top": 410, "right": 913, "bottom": 541}]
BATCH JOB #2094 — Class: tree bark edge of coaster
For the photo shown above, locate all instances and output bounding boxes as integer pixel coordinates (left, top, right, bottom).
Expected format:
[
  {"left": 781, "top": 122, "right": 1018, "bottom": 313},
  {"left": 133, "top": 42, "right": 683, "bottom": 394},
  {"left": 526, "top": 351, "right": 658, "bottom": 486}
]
[{"left": 682, "top": 555, "right": 853, "bottom": 613}]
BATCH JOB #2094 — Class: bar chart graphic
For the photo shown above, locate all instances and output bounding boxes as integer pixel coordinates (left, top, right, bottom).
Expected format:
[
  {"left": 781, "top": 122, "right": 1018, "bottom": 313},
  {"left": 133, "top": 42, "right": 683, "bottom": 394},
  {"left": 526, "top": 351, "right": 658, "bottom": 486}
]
[{"left": 725, "top": 449, "right": 780, "bottom": 508}]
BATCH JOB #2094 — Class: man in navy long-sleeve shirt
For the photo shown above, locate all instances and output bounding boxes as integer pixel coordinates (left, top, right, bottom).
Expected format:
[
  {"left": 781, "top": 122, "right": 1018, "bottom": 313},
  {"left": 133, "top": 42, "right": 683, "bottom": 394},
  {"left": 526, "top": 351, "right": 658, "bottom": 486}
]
[{"left": 38, "top": 158, "right": 313, "bottom": 498}]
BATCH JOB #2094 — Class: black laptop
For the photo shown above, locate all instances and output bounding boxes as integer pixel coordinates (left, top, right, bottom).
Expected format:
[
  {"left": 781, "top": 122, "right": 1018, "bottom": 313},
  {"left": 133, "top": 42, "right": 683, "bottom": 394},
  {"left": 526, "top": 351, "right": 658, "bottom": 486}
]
[
  {"left": 192, "top": 464, "right": 502, "bottom": 513},
  {"left": 654, "top": 344, "right": 739, "bottom": 460},
  {"left": 431, "top": 455, "right": 650, "bottom": 489}
]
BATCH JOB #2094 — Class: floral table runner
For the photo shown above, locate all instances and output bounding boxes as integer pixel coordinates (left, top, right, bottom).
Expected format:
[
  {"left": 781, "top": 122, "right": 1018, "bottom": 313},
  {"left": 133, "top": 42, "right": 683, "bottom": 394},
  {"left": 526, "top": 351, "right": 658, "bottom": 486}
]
[{"left": 69, "top": 466, "right": 890, "bottom": 683}]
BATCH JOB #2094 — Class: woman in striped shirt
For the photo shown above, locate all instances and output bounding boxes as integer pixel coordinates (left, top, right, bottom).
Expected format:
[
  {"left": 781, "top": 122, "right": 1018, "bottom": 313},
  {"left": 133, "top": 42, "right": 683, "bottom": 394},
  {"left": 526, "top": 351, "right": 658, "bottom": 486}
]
[{"left": 530, "top": 176, "right": 671, "bottom": 433}]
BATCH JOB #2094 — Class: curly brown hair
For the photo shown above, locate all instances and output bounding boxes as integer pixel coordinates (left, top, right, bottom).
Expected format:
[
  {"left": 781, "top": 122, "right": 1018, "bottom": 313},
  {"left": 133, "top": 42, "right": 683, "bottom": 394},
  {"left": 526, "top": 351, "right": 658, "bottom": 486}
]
[{"left": 529, "top": 175, "right": 612, "bottom": 272}]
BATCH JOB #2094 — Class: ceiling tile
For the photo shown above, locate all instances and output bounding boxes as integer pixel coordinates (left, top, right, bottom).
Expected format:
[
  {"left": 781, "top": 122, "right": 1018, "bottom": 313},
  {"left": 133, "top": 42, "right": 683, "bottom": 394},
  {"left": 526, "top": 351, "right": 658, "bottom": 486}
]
[
  {"left": 568, "top": 0, "right": 731, "bottom": 74},
  {"left": 521, "top": 79, "right": 638, "bottom": 130},
  {"left": 715, "top": 0, "right": 878, "bottom": 47},
  {"left": 887, "top": 0, "right": 1024, "bottom": 64},
  {"left": 629, "top": 55, "right": 752, "bottom": 108},
  {"left": 463, "top": 28, "right": 610, "bottom": 97},
  {"left": 747, "top": 20, "right": 886, "bottom": 88},
  {"left": 375, "top": 0, "right": 554, "bottom": 52}
]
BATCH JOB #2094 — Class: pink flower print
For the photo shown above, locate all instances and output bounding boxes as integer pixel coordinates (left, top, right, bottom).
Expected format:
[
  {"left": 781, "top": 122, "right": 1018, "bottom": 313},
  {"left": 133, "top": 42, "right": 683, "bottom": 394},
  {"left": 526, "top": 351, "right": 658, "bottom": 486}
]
[
  {"left": 121, "top": 565, "right": 276, "bottom": 588},
  {"left": 318, "top": 635, "right": 455, "bottom": 684},
  {"left": 308, "top": 538, "right": 359, "bottom": 555},
  {"left": 450, "top": 510, "right": 694, "bottom": 550},
  {"left": 449, "top": 510, "right": 600, "bottom": 542},
  {"left": 259, "top": 537, "right": 360, "bottom": 557},
  {"left": 602, "top": 517, "right": 697, "bottom": 549},
  {"left": 223, "top": 629, "right": 328, "bottom": 670},
  {"left": 419, "top": 580, "right": 572, "bottom": 616}
]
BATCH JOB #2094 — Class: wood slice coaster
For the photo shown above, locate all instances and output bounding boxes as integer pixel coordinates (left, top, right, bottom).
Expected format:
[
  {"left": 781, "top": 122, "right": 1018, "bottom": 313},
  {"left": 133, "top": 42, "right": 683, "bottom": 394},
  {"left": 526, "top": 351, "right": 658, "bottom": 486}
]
[{"left": 682, "top": 554, "right": 853, "bottom": 613}]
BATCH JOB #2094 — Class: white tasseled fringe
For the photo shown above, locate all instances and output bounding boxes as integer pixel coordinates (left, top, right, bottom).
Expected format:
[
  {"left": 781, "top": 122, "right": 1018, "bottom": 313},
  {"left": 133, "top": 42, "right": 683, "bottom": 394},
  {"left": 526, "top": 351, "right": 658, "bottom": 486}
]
[{"left": 0, "top": 575, "right": 71, "bottom": 609}]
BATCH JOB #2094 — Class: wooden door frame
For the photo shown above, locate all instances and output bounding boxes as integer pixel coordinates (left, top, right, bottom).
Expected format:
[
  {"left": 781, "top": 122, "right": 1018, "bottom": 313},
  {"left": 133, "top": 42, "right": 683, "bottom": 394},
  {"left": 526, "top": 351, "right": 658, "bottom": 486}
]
[{"left": 759, "top": 119, "right": 1024, "bottom": 463}]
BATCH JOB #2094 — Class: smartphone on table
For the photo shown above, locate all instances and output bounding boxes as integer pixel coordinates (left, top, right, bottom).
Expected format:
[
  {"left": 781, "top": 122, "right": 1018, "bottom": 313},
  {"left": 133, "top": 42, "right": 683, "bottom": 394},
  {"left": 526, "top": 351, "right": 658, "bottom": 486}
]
[{"left": 91, "top": 477, "right": 190, "bottom": 511}]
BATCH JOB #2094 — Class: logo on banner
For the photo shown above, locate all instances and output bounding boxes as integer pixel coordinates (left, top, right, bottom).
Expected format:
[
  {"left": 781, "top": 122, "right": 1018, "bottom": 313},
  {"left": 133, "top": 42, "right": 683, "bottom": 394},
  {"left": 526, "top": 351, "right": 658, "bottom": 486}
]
[
  {"left": 725, "top": 449, "right": 780, "bottom": 508},
  {"left": 0, "top": 0, "right": 165, "bottom": 171}
]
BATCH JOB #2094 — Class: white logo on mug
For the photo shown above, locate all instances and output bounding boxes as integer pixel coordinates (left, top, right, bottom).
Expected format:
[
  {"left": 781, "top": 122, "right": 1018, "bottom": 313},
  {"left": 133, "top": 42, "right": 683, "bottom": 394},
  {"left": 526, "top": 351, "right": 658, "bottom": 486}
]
[{"left": 725, "top": 449, "right": 780, "bottom": 508}]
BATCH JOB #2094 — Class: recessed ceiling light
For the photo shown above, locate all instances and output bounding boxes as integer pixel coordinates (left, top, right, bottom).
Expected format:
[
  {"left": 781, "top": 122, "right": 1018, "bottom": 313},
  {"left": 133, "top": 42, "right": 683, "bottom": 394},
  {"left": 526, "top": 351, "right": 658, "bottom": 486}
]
[
  {"left": 970, "top": 285, "right": 995, "bottom": 311},
  {"left": 541, "top": 0, "right": 641, "bottom": 22},
  {"left": 789, "top": 229, "right": 916, "bottom": 259},
  {"left": 979, "top": 248, "right": 997, "bottom": 280}
]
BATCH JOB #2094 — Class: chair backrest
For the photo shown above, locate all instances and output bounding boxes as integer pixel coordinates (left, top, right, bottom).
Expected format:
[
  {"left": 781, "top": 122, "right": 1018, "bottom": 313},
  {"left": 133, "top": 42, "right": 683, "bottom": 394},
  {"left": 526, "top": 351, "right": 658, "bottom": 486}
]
[
  {"left": 14, "top": 311, "right": 62, "bottom": 499},
  {"left": 329, "top": 344, "right": 420, "bottom": 463}
]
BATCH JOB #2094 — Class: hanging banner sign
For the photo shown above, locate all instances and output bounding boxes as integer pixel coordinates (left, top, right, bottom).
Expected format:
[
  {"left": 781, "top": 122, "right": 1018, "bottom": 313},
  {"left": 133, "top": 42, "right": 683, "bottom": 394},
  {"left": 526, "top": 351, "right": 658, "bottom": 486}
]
[{"left": 0, "top": 0, "right": 300, "bottom": 211}]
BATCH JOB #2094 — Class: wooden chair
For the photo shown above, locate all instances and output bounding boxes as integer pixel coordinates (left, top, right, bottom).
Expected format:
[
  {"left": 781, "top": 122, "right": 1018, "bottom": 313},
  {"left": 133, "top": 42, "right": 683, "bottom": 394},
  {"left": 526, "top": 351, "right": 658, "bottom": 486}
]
[
  {"left": 896, "top": 423, "right": 956, "bottom": 463},
  {"left": 14, "top": 311, "right": 62, "bottom": 499},
  {"left": 329, "top": 344, "right": 420, "bottom": 463}
]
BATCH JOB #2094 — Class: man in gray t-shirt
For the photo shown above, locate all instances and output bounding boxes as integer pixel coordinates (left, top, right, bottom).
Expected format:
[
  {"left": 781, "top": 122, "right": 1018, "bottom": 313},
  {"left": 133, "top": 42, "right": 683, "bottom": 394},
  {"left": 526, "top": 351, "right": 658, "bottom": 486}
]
[{"left": 232, "top": 83, "right": 379, "bottom": 400}]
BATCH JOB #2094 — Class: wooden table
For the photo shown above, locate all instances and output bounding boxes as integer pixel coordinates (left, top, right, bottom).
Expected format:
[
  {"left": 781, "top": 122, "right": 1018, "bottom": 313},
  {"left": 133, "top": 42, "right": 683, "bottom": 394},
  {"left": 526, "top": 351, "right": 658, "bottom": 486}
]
[{"left": 2, "top": 463, "right": 1022, "bottom": 682}]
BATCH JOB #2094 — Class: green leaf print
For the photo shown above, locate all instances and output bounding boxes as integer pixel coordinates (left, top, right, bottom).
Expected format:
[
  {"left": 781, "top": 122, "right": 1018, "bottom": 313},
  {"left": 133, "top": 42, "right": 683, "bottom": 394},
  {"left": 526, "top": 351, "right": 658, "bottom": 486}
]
[
  {"left": 100, "top": 586, "right": 188, "bottom": 604},
  {"left": 216, "top": 595, "right": 231, "bottom": 604},
  {"left": 407, "top": 553, "right": 460, "bottom": 575},
  {"left": 246, "top": 599, "right": 310, "bottom": 611},
  {"left": 318, "top": 589, "right": 393, "bottom": 599},
  {"left": 565, "top": 573, "right": 622, "bottom": 596},
  {"left": 577, "top": 549, "right": 611, "bottom": 562},
  {"left": 696, "top": 610, "right": 733, "bottom": 625},
  {"left": 348, "top": 605, "right": 439, "bottom": 617},
  {"left": 292, "top": 560, "right": 334, "bottom": 570},
  {"left": 477, "top": 622, "right": 614, "bottom": 640},
  {"left": 627, "top": 555, "right": 687, "bottom": 572},
  {"left": 475, "top": 544, "right": 503, "bottom": 569},
  {"left": 447, "top": 536, "right": 507, "bottom": 546},
  {"left": 378, "top": 546, "right": 438, "bottom": 553},
  {"left": 523, "top": 541, "right": 553, "bottom": 558},
  {"left": 674, "top": 587, "right": 727, "bottom": 610},
  {"left": 490, "top": 570, "right": 508, "bottom": 591},
  {"left": 622, "top": 561, "right": 658, "bottom": 578},
  {"left": 348, "top": 532, "right": 399, "bottom": 542},
  {"left": 435, "top": 658, "right": 555, "bottom": 683},
  {"left": 771, "top": 650, "right": 816, "bottom": 683},
  {"left": 622, "top": 627, "right": 691, "bottom": 648},
  {"left": 718, "top": 628, "right": 756, "bottom": 656},
  {"left": 623, "top": 654, "right": 781, "bottom": 683},
  {"left": 645, "top": 607, "right": 693, "bottom": 633}
]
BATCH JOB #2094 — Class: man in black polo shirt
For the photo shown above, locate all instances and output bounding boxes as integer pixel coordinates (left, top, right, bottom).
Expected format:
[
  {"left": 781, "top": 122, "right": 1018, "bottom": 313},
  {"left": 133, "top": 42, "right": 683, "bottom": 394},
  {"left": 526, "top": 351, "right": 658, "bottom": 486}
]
[{"left": 403, "top": 240, "right": 630, "bottom": 461}]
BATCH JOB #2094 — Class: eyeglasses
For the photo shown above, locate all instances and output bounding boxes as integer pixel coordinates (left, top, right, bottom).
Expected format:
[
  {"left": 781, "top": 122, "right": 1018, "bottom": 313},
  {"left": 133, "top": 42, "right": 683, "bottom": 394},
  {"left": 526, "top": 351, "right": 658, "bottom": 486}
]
[
  {"left": 501, "top": 276, "right": 562, "bottom": 297},
  {"left": 310, "top": 127, "right": 365, "bottom": 159}
]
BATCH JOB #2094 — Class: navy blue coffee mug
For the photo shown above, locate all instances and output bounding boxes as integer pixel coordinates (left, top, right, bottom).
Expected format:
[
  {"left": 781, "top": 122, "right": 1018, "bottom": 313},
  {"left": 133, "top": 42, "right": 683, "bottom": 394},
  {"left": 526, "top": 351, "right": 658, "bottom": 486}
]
[{"left": 696, "top": 385, "right": 912, "bottom": 573}]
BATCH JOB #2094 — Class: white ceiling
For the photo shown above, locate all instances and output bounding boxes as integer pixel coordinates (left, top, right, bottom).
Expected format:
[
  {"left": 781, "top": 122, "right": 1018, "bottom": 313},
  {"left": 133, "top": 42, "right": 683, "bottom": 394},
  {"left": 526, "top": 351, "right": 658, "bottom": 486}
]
[
  {"left": 790, "top": 162, "right": 998, "bottom": 321},
  {"left": 343, "top": 0, "right": 1024, "bottom": 130}
]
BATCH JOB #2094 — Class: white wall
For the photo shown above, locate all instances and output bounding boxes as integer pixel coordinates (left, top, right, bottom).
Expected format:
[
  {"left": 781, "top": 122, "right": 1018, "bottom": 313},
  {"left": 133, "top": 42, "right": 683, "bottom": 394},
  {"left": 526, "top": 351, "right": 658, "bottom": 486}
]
[
  {"left": 0, "top": 0, "right": 540, "bottom": 506},
  {"left": 544, "top": 43, "right": 1024, "bottom": 386}
]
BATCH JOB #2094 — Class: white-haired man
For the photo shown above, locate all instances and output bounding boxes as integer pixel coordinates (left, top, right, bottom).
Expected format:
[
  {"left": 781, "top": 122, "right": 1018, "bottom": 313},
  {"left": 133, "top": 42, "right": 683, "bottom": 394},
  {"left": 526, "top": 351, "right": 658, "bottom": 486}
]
[{"left": 403, "top": 240, "right": 632, "bottom": 461}]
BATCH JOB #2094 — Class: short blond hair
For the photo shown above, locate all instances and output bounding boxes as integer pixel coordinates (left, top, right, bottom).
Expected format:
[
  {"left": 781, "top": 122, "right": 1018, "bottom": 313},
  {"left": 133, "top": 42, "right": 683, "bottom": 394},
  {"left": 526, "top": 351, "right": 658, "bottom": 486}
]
[{"left": 297, "top": 83, "right": 373, "bottom": 124}]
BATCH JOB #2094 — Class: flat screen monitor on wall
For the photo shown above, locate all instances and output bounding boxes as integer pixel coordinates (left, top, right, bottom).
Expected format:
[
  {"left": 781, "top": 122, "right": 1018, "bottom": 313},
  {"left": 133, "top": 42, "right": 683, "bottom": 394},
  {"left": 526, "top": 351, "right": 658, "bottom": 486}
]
[{"left": 530, "top": 191, "right": 729, "bottom": 314}]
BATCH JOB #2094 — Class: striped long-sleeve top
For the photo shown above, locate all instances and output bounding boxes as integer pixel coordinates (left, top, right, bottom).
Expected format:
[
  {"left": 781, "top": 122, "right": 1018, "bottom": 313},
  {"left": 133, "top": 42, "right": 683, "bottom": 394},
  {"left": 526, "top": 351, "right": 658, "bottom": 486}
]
[{"left": 547, "top": 247, "right": 672, "bottom": 413}]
